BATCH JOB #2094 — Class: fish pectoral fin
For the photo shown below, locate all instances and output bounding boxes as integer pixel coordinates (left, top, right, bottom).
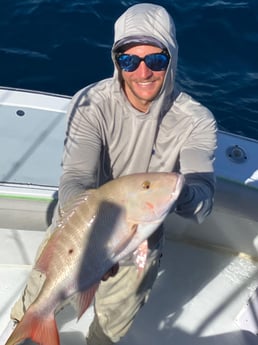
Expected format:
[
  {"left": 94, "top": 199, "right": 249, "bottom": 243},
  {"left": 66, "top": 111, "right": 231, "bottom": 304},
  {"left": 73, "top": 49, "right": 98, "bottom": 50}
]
[
  {"left": 112, "top": 223, "right": 138, "bottom": 256},
  {"left": 76, "top": 283, "right": 99, "bottom": 320},
  {"left": 5, "top": 308, "right": 59, "bottom": 345}
]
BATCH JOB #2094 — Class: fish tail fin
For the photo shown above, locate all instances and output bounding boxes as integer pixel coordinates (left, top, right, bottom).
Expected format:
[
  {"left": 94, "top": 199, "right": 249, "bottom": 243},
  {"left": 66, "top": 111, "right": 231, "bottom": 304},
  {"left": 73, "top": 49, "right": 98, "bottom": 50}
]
[{"left": 5, "top": 309, "right": 59, "bottom": 345}]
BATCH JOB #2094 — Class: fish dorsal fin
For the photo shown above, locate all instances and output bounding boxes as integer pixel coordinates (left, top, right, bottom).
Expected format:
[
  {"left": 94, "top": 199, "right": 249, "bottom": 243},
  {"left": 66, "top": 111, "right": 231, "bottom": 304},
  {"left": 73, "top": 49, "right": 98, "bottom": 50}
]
[{"left": 56, "top": 189, "right": 96, "bottom": 229}]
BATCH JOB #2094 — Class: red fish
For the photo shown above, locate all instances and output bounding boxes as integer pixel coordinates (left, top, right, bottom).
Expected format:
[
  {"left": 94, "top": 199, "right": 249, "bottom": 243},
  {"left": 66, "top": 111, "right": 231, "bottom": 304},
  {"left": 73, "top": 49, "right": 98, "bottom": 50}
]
[{"left": 6, "top": 172, "right": 184, "bottom": 345}]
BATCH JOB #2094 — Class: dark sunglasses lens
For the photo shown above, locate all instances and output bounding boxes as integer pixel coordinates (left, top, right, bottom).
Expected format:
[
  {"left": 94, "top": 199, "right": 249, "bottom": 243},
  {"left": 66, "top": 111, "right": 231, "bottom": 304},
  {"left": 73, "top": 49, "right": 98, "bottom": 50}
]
[
  {"left": 117, "top": 55, "right": 140, "bottom": 72},
  {"left": 145, "top": 54, "right": 169, "bottom": 71},
  {"left": 117, "top": 52, "right": 170, "bottom": 72}
]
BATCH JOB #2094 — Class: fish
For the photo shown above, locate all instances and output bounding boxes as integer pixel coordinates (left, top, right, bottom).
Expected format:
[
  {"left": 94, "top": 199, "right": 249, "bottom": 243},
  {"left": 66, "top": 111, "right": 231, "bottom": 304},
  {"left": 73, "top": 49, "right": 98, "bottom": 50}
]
[{"left": 5, "top": 172, "right": 184, "bottom": 345}]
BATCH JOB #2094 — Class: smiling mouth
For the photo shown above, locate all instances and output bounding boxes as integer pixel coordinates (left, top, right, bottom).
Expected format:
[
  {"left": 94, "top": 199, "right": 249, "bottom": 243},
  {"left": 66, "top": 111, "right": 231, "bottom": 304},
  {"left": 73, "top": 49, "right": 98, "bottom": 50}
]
[
  {"left": 137, "top": 80, "right": 155, "bottom": 85},
  {"left": 136, "top": 81, "right": 157, "bottom": 89}
]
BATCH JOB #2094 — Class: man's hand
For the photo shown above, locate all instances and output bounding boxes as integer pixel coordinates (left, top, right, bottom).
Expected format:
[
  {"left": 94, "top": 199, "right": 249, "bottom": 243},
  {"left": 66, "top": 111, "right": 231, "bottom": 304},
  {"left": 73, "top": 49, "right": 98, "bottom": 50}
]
[{"left": 101, "top": 263, "right": 119, "bottom": 281}]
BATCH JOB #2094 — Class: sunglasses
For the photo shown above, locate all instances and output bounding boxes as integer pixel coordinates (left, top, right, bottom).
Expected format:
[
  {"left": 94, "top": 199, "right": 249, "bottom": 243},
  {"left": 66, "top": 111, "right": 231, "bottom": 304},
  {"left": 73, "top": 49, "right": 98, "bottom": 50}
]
[{"left": 116, "top": 50, "right": 170, "bottom": 72}]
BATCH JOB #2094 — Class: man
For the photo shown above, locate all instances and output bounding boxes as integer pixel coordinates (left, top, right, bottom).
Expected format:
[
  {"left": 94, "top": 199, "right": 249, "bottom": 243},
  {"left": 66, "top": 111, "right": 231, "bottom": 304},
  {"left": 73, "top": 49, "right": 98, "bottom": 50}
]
[{"left": 8, "top": 3, "right": 217, "bottom": 345}]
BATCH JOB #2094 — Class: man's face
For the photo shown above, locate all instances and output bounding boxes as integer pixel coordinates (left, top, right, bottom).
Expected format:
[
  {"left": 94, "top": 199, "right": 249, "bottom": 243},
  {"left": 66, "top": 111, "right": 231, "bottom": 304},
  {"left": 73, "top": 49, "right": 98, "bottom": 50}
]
[{"left": 120, "top": 45, "right": 167, "bottom": 112}]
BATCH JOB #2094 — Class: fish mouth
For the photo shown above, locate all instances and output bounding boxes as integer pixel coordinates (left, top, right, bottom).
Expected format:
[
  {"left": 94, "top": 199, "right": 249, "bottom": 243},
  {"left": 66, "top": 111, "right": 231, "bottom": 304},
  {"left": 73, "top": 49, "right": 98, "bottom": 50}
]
[
  {"left": 154, "top": 174, "right": 185, "bottom": 220},
  {"left": 172, "top": 174, "right": 185, "bottom": 199},
  {"left": 153, "top": 174, "right": 185, "bottom": 220}
]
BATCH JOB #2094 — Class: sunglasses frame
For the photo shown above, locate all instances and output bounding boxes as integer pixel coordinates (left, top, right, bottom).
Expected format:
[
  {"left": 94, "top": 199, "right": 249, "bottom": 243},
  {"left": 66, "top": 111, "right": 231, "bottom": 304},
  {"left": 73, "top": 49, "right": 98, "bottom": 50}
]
[{"left": 115, "top": 49, "right": 170, "bottom": 72}]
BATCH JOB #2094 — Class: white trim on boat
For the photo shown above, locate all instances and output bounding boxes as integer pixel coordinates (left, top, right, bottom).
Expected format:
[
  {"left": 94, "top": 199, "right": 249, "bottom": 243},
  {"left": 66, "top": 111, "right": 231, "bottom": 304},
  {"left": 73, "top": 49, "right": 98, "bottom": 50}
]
[
  {"left": 0, "top": 183, "right": 57, "bottom": 200},
  {"left": 0, "top": 87, "right": 71, "bottom": 112}
]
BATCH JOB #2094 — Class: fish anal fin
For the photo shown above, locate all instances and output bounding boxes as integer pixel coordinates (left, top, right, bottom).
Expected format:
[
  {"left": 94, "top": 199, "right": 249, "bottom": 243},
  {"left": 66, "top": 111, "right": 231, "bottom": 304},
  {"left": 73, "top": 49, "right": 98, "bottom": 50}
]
[
  {"left": 76, "top": 283, "right": 99, "bottom": 320},
  {"left": 5, "top": 308, "right": 59, "bottom": 345}
]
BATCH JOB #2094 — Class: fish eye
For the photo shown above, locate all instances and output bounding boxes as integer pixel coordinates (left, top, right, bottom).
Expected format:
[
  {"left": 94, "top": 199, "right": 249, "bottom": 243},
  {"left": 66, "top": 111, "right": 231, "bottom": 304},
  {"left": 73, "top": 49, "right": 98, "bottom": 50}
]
[{"left": 142, "top": 181, "right": 151, "bottom": 189}]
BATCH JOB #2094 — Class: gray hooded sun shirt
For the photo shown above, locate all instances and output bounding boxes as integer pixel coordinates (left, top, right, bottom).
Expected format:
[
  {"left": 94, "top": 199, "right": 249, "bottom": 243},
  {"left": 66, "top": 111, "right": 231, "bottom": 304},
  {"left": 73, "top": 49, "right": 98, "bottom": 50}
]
[{"left": 59, "top": 3, "right": 217, "bottom": 224}]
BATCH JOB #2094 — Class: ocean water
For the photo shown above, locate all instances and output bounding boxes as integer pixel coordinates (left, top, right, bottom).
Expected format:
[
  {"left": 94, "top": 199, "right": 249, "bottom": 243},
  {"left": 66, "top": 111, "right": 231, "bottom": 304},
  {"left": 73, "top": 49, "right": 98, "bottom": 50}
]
[{"left": 0, "top": 0, "right": 257, "bottom": 140}]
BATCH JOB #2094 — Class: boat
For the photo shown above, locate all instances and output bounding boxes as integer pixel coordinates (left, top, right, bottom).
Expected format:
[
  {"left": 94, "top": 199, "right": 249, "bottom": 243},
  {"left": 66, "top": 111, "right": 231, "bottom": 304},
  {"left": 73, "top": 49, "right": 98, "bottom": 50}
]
[{"left": 0, "top": 86, "right": 258, "bottom": 344}]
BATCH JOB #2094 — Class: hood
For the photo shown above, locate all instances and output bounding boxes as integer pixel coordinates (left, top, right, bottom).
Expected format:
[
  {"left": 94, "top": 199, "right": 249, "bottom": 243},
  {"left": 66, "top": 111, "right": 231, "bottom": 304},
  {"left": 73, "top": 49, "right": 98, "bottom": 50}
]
[{"left": 111, "top": 3, "right": 178, "bottom": 109}]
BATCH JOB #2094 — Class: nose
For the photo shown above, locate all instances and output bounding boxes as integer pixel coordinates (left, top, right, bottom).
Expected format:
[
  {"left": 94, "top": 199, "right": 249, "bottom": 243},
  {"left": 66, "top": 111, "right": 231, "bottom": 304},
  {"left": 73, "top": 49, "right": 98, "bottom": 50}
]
[{"left": 137, "top": 61, "right": 153, "bottom": 78}]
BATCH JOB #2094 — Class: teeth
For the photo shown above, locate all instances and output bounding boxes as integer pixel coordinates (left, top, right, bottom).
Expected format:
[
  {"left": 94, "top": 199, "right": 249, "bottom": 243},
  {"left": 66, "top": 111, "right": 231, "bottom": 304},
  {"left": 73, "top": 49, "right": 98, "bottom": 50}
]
[{"left": 138, "top": 82, "right": 152, "bottom": 86}]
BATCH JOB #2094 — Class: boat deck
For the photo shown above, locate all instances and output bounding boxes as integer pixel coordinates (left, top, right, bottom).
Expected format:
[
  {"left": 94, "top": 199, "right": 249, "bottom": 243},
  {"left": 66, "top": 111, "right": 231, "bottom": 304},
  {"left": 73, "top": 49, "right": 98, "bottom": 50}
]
[{"left": 1, "top": 227, "right": 258, "bottom": 345}]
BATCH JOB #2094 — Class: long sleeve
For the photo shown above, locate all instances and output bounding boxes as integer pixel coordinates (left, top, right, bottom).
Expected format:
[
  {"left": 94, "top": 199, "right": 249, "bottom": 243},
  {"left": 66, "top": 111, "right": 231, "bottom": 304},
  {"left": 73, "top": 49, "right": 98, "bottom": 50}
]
[
  {"left": 175, "top": 172, "right": 215, "bottom": 223},
  {"left": 175, "top": 109, "right": 217, "bottom": 223},
  {"left": 58, "top": 89, "right": 103, "bottom": 209}
]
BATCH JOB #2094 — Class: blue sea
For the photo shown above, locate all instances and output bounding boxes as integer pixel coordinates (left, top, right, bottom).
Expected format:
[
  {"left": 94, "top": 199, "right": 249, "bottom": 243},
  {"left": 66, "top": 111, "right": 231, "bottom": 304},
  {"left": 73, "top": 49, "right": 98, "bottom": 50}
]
[{"left": 0, "top": 0, "right": 257, "bottom": 140}]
